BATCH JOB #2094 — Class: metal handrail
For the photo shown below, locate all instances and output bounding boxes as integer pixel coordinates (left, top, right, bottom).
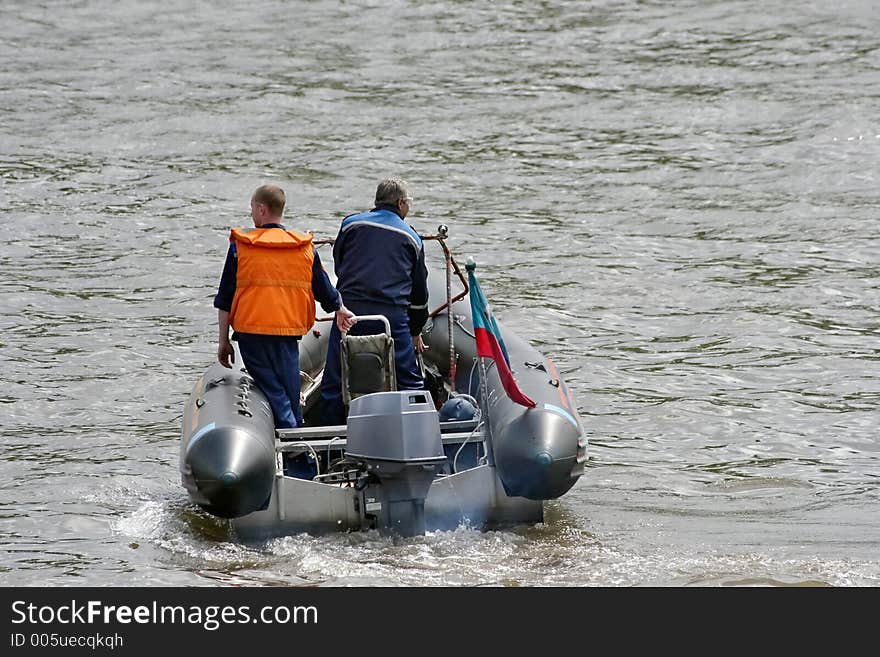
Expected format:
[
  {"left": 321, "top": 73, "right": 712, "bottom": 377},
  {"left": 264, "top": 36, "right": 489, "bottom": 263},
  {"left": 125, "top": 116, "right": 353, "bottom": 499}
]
[
  {"left": 421, "top": 228, "right": 469, "bottom": 319},
  {"left": 311, "top": 225, "right": 469, "bottom": 390},
  {"left": 341, "top": 314, "right": 391, "bottom": 337}
]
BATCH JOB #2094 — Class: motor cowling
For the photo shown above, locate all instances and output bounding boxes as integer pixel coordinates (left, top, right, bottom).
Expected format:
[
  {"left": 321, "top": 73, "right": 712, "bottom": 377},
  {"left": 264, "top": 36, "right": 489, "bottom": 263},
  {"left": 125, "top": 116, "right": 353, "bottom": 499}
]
[{"left": 346, "top": 391, "right": 447, "bottom": 537}]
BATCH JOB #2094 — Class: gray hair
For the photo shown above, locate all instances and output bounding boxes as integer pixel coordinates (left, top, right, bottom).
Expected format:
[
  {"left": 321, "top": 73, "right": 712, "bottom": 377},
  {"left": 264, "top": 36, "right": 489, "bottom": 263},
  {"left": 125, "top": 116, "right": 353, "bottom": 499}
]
[{"left": 374, "top": 179, "right": 410, "bottom": 206}]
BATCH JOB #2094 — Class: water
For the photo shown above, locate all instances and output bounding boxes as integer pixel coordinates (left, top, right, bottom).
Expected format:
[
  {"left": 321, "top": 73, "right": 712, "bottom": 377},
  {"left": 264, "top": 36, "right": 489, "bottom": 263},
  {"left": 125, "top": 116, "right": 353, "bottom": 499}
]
[{"left": 1, "top": 0, "right": 878, "bottom": 587}]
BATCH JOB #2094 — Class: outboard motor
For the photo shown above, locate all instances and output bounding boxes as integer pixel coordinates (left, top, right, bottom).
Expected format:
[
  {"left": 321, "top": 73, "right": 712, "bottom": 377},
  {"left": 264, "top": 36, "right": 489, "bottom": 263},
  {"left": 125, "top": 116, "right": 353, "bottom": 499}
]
[{"left": 346, "top": 391, "right": 447, "bottom": 537}]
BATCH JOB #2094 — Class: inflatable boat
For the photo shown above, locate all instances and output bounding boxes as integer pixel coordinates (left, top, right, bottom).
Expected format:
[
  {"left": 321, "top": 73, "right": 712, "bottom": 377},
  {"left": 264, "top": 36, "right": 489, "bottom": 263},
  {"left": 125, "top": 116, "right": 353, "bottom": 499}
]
[{"left": 180, "top": 227, "right": 586, "bottom": 539}]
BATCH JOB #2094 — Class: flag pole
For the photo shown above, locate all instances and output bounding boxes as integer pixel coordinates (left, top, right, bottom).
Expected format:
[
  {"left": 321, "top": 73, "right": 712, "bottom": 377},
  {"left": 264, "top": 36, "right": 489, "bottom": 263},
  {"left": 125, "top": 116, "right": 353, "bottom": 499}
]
[
  {"left": 477, "top": 355, "right": 495, "bottom": 467},
  {"left": 466, "top": 257, "right": 495, "bottom": 467}
]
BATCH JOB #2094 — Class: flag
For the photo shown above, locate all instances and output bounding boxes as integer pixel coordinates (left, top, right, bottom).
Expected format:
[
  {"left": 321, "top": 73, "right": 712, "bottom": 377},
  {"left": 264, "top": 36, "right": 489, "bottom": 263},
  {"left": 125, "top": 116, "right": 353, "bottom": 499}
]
[{"left": 466, "top": 260, "right": 536, "bottom": 408}]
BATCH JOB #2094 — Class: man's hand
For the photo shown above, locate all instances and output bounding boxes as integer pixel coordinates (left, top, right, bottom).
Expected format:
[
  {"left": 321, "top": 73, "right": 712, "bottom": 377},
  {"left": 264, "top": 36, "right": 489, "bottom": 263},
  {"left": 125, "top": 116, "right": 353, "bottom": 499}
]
[
  {"left": 413, "top": 334, "right": 428, "bottom": 353},
  {"left": 218, "top": 339, "right": 235, "bottom": 368},
  {"left": 217, "top": 309, "right": 234, "bottom": 368},
  {"left": 336, "top": 305, "right": 356, "bottom": 333}
]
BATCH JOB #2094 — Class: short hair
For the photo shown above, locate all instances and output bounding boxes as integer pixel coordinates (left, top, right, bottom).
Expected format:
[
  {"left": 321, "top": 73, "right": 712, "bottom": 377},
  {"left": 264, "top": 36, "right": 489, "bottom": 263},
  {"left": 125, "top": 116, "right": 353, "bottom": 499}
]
[
  {"left": 374, "top": 179, "right": 410, "bottom": 206},
  {"left": 252, "top": 184, "right": 286, "bottom": 216}
]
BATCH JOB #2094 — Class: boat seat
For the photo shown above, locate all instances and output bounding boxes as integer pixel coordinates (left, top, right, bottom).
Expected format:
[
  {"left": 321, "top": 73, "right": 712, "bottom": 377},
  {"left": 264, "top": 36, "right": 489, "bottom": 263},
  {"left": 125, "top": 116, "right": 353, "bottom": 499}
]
[{"left": 341, "top": 315, "right": 397, "bottom": 406}]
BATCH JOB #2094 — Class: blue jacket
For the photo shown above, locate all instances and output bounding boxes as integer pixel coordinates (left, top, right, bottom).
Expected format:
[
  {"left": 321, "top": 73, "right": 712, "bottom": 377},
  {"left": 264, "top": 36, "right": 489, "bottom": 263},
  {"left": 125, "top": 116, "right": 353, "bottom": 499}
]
[{"left": 333, "top": 206, "right": 429, "bottom": 336}]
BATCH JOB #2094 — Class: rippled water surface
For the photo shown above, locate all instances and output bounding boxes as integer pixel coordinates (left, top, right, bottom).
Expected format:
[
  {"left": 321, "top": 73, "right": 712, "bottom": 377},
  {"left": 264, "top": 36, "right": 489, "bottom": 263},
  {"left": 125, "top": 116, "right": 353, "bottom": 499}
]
[{"left": 1, "top": 0, "right": 878, "bottom": 586}]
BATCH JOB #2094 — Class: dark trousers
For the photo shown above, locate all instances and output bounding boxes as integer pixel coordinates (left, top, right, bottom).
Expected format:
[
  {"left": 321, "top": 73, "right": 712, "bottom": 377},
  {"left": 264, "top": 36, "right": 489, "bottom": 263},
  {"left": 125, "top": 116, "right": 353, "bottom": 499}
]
[
  {"left": 319, "top": 302, "right": 424, "bottom": 426},
  {"left": 237, "top": 334, "right": 302, "bottom": 429}
]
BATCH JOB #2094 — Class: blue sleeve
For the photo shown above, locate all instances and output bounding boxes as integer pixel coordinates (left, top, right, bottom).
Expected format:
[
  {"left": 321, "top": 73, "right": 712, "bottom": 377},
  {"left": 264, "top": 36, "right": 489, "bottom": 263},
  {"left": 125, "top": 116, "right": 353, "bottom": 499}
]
[
  {"left": 311, "top": 248, "right": 342, "bottom": 313},
  {"left": 331, "top": 223, "right": 346, "bottom": 272},
  {"left": 213, "top": 243, "right": 237, "bottom": 311},
  {"left": 407, "top": 244, "right": 429, "bottom": 335}
]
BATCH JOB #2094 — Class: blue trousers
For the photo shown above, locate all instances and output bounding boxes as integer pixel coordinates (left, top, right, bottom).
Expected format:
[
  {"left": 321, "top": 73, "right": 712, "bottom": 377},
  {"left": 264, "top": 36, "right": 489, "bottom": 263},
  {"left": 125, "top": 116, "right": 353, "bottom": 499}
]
[
  {"left": 237, "top": 334, "right": 302, "bottom": 429},
  {"left": 320, "top": 302, "right": 424, "bottom": 426}
]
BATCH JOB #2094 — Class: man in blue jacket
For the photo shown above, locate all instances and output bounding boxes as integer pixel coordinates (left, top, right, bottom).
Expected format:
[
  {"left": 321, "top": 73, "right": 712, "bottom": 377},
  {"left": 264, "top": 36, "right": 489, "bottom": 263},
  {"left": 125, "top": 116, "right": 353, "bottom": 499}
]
[{"left": 320, "top": 179, "right": 429, "bottom": 425}]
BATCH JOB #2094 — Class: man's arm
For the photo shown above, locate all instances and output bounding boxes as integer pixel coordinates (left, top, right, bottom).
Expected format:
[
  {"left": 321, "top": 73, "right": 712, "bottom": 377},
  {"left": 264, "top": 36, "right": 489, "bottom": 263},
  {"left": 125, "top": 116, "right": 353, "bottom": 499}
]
[
  {"left": 215, "top": 243, "right": 237, "bottom": 367},
  {"left": 213, "top": 243, "right": 237, "bottom": 311},
  {"left": 407, "top": 245, "right": 429, "bottom": 336},
  {"left": 408, "top": 244, "right": 429, "bottom": 353},
  {"left": 311, "top": 248, "right": 356, "bottom": 332},
  {"left": 311, "top": 249, "right": 343, "bottom": 313},
  {"left": 217, "top": 309, "right": 234, "bottom": 367}
]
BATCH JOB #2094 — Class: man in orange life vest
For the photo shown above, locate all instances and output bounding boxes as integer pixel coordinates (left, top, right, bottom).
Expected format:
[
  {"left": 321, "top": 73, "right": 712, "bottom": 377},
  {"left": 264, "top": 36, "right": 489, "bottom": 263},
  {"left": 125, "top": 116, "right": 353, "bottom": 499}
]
[{"left": 214, "top": 184, "right": 355, "bottom": 428}]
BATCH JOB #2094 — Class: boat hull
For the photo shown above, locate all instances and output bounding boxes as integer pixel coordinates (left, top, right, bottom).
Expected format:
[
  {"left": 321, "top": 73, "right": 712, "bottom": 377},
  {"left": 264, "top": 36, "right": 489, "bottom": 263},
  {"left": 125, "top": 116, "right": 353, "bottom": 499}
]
[{"left": 180, "top": 268, "right": 586, "bottom": 536}]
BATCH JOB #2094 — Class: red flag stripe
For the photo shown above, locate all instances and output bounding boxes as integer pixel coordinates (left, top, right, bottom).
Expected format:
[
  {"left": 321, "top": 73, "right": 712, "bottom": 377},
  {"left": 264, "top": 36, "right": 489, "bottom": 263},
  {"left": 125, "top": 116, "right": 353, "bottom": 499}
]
[{"left": 474, "top": 328, "right": 536, "bottom": 408}]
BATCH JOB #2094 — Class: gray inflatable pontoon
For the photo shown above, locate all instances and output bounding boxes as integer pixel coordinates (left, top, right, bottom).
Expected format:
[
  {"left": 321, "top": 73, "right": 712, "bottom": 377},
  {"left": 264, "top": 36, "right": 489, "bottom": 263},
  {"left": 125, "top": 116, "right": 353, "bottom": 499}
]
[{"left": 180, "top": 229, "right": 587, "bottom": 539}]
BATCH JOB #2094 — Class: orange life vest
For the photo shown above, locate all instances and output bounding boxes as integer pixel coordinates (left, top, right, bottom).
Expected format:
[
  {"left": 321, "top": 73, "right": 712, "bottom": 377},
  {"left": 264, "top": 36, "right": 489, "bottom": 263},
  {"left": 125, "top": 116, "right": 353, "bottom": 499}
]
[{"left": 228, "top": 227, "right": 316, "bottom": 336}]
